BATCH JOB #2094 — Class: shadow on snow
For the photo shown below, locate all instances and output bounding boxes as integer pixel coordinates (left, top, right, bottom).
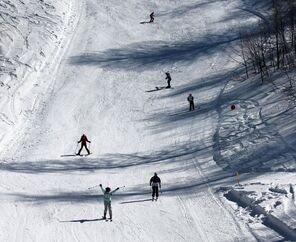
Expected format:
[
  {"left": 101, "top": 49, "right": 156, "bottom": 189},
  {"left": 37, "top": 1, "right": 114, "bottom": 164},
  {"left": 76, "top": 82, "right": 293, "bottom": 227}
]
[{"left": 69, "top": 32, "right": 238, "bottom": 71}]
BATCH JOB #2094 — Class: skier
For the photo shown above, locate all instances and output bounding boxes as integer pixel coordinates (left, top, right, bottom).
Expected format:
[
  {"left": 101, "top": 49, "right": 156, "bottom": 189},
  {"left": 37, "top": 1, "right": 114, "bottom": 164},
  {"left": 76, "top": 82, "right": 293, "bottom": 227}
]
[
  {"left": 187, "top": 94, "right": 195, "bottom": 111},
  {"left": 77, "top": 134, "right": 91, "bottom": 155},
  {"left": 99, "top": 184, "right": 119, "bottom": 221},
  {"left": 149, "top": 12, "right": 154, "bottom": 23},
  {"left": 149, "top": 172, "right": 161, "bottom": 201},
  {"left": 165, "top": 72, "right": 172, "bottom": 88}
]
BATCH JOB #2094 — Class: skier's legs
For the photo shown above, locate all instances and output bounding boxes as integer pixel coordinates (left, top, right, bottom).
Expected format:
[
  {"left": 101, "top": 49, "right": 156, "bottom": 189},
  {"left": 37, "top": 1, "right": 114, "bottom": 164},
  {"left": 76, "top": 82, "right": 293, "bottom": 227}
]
[
  {"left": 103, "top": 201, "right": 108, "bottom": 218},
  {"left": 84, "top": 144, "right": 90, "bottom": 154},
  {"left": 80, "top": 144, "right": 90, "bottom": 154},
  {"left": 190, "top": 102, "right": 194, "bottom": 111},
  {"left": 108, "top": 202, "right": 112, "bottom": 219},
  {"left": 152, "top": 186, "right": 158, "bottom": 198},
  {"left": 155, "top": 187, "right": 159, "bottom": 198},
  {"left": 77, "top": 145, "right": 83, "bottom": 155}
]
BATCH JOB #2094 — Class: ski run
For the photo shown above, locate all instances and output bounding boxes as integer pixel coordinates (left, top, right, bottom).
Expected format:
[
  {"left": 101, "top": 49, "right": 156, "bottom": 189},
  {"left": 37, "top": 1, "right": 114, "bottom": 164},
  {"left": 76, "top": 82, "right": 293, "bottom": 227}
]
[{"left": 0, "top": 0, "right": 296, "bottom": 241}]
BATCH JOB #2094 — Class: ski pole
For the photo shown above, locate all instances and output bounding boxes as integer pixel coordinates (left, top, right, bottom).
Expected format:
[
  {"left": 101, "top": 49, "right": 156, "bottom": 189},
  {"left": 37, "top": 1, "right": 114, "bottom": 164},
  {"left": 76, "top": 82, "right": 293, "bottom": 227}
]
[
  {"left": 88, "top": 185, "right": 100, "bottom": 190},
  {"left": 118, "top": 186, "right": 125, "bottom": 189},
  {"left": 74, "top": 142, "right": 79, "bottom": 154}
]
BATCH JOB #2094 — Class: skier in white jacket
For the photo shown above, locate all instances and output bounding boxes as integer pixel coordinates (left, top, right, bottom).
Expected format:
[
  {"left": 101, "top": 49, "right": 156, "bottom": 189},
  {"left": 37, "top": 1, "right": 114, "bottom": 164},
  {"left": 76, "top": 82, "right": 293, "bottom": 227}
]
[{"left": 99, "top": 184, "right": 119, "bottom": 220}]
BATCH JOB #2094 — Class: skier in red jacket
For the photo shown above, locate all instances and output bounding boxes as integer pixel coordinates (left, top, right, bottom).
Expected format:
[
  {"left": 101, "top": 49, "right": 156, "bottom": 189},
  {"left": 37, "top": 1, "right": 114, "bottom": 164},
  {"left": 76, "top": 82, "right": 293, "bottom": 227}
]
[{"left": 77, "top": 134, "right": 91, "bottom": 155}]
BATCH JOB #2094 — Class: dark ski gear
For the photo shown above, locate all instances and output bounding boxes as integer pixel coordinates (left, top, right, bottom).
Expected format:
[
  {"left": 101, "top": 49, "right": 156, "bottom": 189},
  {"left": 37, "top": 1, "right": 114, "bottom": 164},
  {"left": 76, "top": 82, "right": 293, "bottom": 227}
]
[
  {"left": 150, "top": 173, "right": 161, "bottom": 200},
  {"left": 187, "top": 94, "right": 195, "bottom": 111},
  {"left": 77, "top": 134, "right": 91, "bottom": 155},
  {"left": 165, "top": 72, "right": 172, "bottom": 88},
  {"left": 149, "top": 12, "right": 154, "bottom": 23}
]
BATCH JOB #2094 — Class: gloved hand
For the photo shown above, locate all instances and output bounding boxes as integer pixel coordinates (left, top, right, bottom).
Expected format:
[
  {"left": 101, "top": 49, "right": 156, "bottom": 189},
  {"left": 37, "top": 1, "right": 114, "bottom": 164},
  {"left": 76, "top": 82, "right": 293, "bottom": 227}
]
[
  {"left": 99, "top": 184, "right": 102, "bottom": 187},
  {"left": 116, "top": 187, "right": 119, "bottom": 190}
]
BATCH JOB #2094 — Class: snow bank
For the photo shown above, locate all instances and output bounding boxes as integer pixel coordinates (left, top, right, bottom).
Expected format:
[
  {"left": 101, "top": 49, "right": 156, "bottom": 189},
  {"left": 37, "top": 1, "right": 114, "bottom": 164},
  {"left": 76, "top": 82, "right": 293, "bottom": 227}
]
[
  {"left": 225, "top": 189, "right": 296, "bottom": 241},
  {"left": 0, "top": 0, "right": 80, "bottom": 154}
]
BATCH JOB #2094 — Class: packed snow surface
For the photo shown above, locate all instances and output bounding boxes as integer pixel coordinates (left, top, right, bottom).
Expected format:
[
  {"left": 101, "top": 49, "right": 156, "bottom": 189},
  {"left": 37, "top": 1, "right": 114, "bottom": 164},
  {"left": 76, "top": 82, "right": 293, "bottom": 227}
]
[{"left": 0, "top": 0, "right": 296, "bottom": 241}]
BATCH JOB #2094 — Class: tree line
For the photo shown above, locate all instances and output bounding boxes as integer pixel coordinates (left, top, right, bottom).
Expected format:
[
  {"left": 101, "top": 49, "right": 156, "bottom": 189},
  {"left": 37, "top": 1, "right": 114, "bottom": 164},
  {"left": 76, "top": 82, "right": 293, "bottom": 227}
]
[{"left": 235, "top": 0, "right": 296, "bottom": 86}]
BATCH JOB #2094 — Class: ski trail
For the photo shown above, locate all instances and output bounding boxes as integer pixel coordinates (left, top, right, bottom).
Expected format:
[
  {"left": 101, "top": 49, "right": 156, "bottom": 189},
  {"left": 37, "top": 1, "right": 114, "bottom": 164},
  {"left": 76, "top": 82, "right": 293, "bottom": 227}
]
[
  {"left": 0, "top": 0, "right": 259, "bottom": 241},
  {"left": 177, "top": 195, "right": 209, "bottom": 241}
]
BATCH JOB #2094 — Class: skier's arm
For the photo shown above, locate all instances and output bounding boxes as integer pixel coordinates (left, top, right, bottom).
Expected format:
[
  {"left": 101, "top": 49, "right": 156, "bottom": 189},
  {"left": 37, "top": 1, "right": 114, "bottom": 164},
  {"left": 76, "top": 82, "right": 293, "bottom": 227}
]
[
  {"left": 149, "top": 178, "right": 152, "bottom": 186},
  {"left": 159, "top": 178, "right": 161, "bottom": 189},
  {"left": 99, "top": 184, "right": 105, "bottom": 193},
  {"left": 78, "top": 138, "right": 81, "bottom": 143},
  {"left": 86, "top": 137, "right": 91, "bottom": 143},
  {"left": 111, "top": 187, "right": 119, "bottom": 194}
]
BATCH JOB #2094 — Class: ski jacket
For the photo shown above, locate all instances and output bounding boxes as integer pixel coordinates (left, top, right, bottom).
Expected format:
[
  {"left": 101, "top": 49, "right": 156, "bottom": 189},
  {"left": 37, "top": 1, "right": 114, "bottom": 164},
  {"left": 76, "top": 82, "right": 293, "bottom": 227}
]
[
  {"left": 187, "top": 95, "right": 194, "bottom": 102},
  {"left": 100, "top": 187, "right": 118, "bottom": 202},
  {"left": 150, "top": 176, "right": 161, "bottom": 188},
  {"left": 165, "top": 74, "right": 171, "bottom": 81},
  {"left": 78, "top": 135, "right": 90, "bottom": 145}
]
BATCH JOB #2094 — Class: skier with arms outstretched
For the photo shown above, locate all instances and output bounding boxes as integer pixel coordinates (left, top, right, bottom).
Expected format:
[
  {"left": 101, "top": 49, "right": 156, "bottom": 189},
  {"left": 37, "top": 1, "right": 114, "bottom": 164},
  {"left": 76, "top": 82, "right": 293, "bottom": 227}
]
[
  {"left": 99, "top": 184, "right": 119, "bottom": 221},
  {"left": 77, "top": 134, "right": 91, "bottom": 155}
]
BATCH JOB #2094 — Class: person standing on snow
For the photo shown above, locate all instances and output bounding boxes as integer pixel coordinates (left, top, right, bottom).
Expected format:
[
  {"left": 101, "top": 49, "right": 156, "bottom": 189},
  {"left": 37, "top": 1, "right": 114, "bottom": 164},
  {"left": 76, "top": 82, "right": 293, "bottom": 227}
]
[
  {"left": 187, "top": 94, "right": 195, "bottom": 111},
  {"left": 77, "top": 134, "right": 91, "bottom": 155},
  {"left": 165, "top": 72, "right": 172, "bottom": 88},
  {"left": 99, "top": 184, "right": 119, "bottom": 220},
  {"left": 149, "top": 12, "right": 155, "bottom": 23},
  {"left": 150, "top": 172, "right": 161, "bottom": 201}
]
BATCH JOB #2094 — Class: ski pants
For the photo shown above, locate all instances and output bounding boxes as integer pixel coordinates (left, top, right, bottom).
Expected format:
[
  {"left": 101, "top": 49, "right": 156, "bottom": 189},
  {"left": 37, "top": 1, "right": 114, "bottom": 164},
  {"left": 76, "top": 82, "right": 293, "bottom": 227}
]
[
  {"left": 167, "top": 81, "right": 171, "bottom": 88},
  {"left": 78, "top": 143, "right": 90, "bottom": 155},
  {"left": 152, "top": 186, "right": 159, "bottom": 198},
  {"left": 189, "top": 101, "right": 195, "bottom": 111},
  {"left": 104, "top": 201, "right": 112, "bottom": 218}
]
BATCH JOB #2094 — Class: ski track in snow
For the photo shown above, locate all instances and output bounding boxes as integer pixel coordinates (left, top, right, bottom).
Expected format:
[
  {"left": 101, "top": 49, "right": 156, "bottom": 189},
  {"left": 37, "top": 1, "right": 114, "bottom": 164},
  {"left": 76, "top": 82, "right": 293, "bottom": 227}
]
[{"left": 0, "top": 0, "right": 286, "bottom": 241}]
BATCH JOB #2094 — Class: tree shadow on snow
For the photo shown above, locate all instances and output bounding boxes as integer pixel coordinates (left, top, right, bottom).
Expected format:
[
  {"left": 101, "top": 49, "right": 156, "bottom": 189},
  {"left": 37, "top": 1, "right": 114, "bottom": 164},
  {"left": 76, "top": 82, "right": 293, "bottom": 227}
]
[
  {"left": 120, "top": 198, "right": 152, "bottom": 204},
  {"left": 69, "top": 31, "right": 239, "bottom": 71},
  {"left": 142, "top": 67, "right": 296, "bottom": 174},
  {"left": 157, "top": 0, "right": 221, "bottom": 19},
  {"left": 60, "top": 218, "right": 104, "bottom": 223},
  {"left": 0, "top": 143, "right": 211, "bottom": 174},
  {"left": 1, "top": 168, "right": 245, "bottom": 205}
]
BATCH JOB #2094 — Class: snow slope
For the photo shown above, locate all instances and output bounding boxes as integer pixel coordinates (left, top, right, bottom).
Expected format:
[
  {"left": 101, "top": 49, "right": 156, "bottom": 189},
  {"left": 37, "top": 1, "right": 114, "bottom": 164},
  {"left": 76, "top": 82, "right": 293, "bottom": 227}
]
[
  {"left": 1, "top": 0, "right": 295, "bottom": 241},
  {"left": 0, "top": 0, "right": 80, "bottom": 156}
]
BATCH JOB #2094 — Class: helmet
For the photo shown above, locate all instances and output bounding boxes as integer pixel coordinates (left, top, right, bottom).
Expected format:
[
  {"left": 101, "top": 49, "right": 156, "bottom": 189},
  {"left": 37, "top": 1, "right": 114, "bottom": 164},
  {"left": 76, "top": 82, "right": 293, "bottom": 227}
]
[
  {"left": 154, "top": 172, "right": 157, "bottom": 176},
  {"left": 105, "top": 187, "right": 111, "bottom": 192}
]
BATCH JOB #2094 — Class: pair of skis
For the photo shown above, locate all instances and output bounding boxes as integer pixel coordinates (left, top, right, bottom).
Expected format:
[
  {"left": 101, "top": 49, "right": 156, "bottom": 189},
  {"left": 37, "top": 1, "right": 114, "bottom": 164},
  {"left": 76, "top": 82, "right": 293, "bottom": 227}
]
[
  {"left": 60, "top": 153, "right": 91, "bottom": 158},
  {"left": 76, "top": 153, "right": 91, "bottom": 157},
  {"left": 102, "top": 217, "right": 112, "bottom": 222}
]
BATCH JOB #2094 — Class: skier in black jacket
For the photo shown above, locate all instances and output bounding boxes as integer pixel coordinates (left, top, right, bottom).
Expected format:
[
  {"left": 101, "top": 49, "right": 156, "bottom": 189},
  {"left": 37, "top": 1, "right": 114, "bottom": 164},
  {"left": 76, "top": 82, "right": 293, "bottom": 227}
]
[
  {"left": 150, "top": 172, "right": 161, "bottom": 201},
  {"left": 187, "top": 94, "right": 195, "bottom": 111},
  {"left": 165, "top": 72, "right": 172, "bottom": 88},
  {"left": 149, "top": 12, "right": 154, "bottom": 23}
]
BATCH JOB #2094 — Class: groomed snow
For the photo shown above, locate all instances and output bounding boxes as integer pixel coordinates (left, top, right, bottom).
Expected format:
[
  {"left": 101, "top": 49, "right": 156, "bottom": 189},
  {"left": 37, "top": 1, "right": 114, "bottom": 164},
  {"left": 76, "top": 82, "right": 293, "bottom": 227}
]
[{"left": 1, "top": 0, "right": 295, "bottom": 241}]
